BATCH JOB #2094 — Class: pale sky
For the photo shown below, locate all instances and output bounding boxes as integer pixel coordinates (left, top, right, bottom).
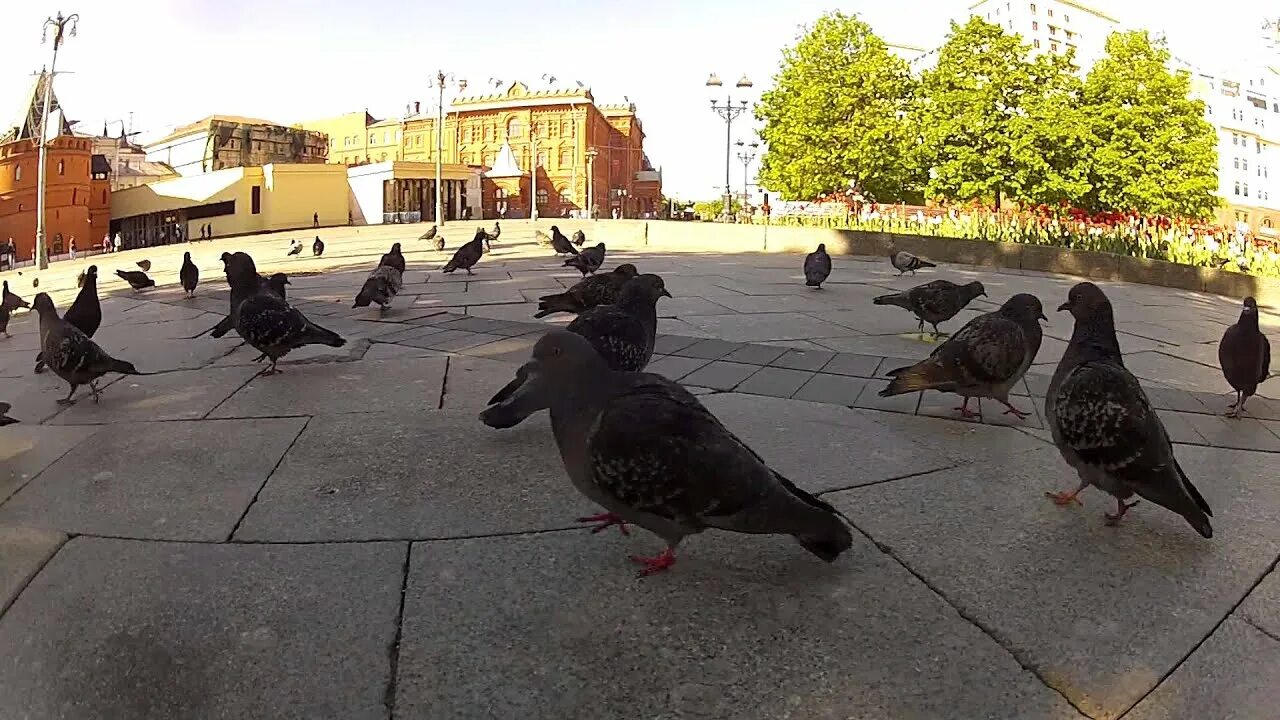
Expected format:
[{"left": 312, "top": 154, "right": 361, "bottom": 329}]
[{"left": 0, "top": 0, "right": 1275, "bottom": 200}]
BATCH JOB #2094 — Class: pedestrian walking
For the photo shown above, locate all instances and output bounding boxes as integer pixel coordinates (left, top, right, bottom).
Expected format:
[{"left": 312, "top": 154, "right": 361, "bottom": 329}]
[
  {"left": 69, "top": 237, "right": 76, "bottom": 261},
  {"left": 313, "top": 211, "right": 319, "bottom": 228},
  {"left": 113, "top": 233, "right": 122, "bottom": 253}
]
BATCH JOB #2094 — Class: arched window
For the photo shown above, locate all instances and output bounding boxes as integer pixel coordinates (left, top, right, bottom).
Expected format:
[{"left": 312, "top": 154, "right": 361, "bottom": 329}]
[
  {"left": 58, "top": 160, "right": 65, "bottom": 175},
  {"left": 494, "top": 188, "right": 507, "bottom": 200},
  {"left": 102, "top": 189, "right": 107, "bottom": 203},
  {"left": 507, "top": 118, "right": 523, "bottom": 138},
  {"left": 536, "top": 188, "right": 549, "bottom": 207},
  {"left": 71, "top": 189, "right": 77, "bottom": 204},
  {"left": 14, "top": 164, "right": 21, "bottom": 181}
]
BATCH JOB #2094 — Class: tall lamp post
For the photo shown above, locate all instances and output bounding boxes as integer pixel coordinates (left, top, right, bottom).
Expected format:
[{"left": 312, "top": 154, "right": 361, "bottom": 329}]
[
  {"left": 530, "top": 122, "right": 540, "bottom": 221},
  {"left": 35, "top": 11, "right": 78, "bottom": 270},
  {"left": 735, "top": 140, "right": 759, "bottom": 207},
  {"left": 584, "top": 147, "right": 598, "bottom": 219},
  {"left": 706, "top": 73, "right": 752, "bottom": 221},
  {"left": 428, "top": 71, "right": 466, "bottom": 226}
]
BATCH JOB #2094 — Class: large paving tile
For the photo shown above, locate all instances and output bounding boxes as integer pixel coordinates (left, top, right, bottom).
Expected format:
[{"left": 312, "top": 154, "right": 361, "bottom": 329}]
[
  {"left": 439, "top": 355, "right": 523, "bottom": 410},
  {"left": 834, "top": 443, "right": 1280, "bottom": 719},
  {"left": 1124, "top": 618, "right": 1280, "bottom": 720},
  {"left": 45, "top": 365, "right": 260, "bottom": 425},
  {"left": 1239, "top": 568, "right": 1280, "bottom": 637},
  {"left": 866, "top": 410, "right": 1049, "bottom": 465},
  {"left": 0, "top": 525, "right": 66, "bottom": 612},
  {"left": 233, "top": 411, "right": 582, "bottom": 542},
  {"left": 0, "top": 537, "right": 403, "bottom": 720},
  {"left": 0, "top": 424, "right": 100, "bottom": 504},
  {"left": 209, "top": 356, "right": 446, "bottom": 418},
  {"left": 0, "top": 418, "right": 307, "bottom": 541},
  {"left": 394, "top": 531, "right": 1079, "bottom": 719},
  {"left": 683, "top": 312, "right": 854, "bottom": 342}
]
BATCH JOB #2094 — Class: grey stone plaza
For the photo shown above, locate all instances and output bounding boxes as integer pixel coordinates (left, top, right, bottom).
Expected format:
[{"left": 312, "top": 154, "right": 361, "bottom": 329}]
[{"left": 1, "top": 222, "right": 1278, "bottom": 719}]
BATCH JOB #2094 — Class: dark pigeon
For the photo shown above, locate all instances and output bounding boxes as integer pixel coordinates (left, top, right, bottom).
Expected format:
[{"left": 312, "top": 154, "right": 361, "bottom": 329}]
[
  {"left": 227, "top": 262, "right": 345, "bottom": 375},
  {"left": 312, "top": 236, "right": 325, "bottom": 257},
  {"left": 873, "top": 280, "right": 986, "bottom": 336},
  {"left": 442, "top": 229, "right": 486, "bottom": 275},
  {"left": 550, "top": 225, "right": 579, "bottom": 256},
  {"left": 2, "top": 280, "right": 29, "bottom": 311},
  {"left": 379, "top": 243, "right": 406, "bottom": 274},
  {"left": 879, "top": 294, "right": 1046, "bottom": 419},
  {"left": 353, "top": 264, "right": 403, "bottom": 311},
  {"left": 480, "top": 330, "right": 854, "bottom": 577},
  {"left": 1219, "top": 296, "right": 1271, "bottom": 418},
  {"left": 264, "top": 273, "right": 290, "bottom": 300},
  {"left": 0, "top": 401, "right": 16, "bottom": 426},
  {"left": 115, "top": 269, "right": 155, "bottom": 291},
  {"left": 890, "top": 250, "right": 935, "bottom": 275},
  {"left": 206, "top": 252, "right": 268, "bottom": 338},
  {"left": 36, "top": 265, "right": 102, "bottom": 373},
  {"left": 534, "top": 263, "right": 640, "bottom": 319},
  {"left": 804, "top": 244, "right": 832, "bottom": 288},
  {"left": 488, "top": 221, "right": 501, "bottom": 241},
  {"left": 565, "top": 243, "right": 606, "bottom": 276},
  {"left": 180, "top": 252, "right": 199, "bottom": 297},
  {"left": 0, "top": 304, "right": 10, "bottom": 338},
  {"left": 1044, "top": 282, "right": 1213, "bottom": 537},
  {"left": 572, "top": 229, "right": 587, "bottom": 246},
  {"left": 33, "top": 292, "right": 146, "bottom": 405},
  {"left": 565, "top": 273, "right": 671, "bottom": 373},
  {"left": 136, "top": 259, "right": 152, "bottom": 272},
  {"left": 421, "top": 224, "right": 438, "bottom": 242}
]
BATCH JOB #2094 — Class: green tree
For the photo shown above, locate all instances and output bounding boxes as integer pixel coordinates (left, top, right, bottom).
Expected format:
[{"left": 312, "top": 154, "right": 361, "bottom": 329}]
[
  {"left": 755, "top": 11, "right": 921, "bottom": 203},
  {"left": 1080, "top": 31, "right": 1219, "bottom": 218},
  {"left": 917, "top": 18, "right": 1089, "bottom": 209},
  {"left": 693, "top": 198, "right": 741, "bottom": 220}
]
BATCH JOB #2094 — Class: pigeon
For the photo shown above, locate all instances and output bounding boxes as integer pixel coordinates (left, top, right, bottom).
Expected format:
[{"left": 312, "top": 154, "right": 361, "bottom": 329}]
[
  {"left": 534, "top": 229, "right": 552, "bottom": 247},
  {"left": 890, "top": 250, "right": 935, "bottom": 275},
  {"left": 265, "top": 272, "right": 290, "bottom": 300},
  {"left": 434, "top": 234, "right": 446, "bottom": 252},
  {"left": 804, "top": 244, "right": 832, "bottom": 288},
  {"left": 76, "top": 268, "right": 87, "bottom": 288},
  {"left": 115, "top": 269, "right": 155, "bottom": 291},
  {"left": 488, "top": 221, "right": 501, "bottom": 242},
  {"left": 2, "top": 280, "right": 29, "bottom": 311},
  {"left": 180, "top": 252, "right": 199, "bottom": 297},
  {"left": 312, "top": 236, "right": 325, "bottom": 257},
  {"left": 353, "top": 264, "right": 403, "bottom": 311},
  {"left": 442, "top": 229, "right": 486, "bottom": 275},
  {"left": 572, "top": 229, "right": 587, "bottom": 247},
  {"left": 878, "top": 294, "right": 1046, "bottom": 419},
  {"left": 566, "top": 274, "right": 671, "bottom": 373},
  {"left": 550, "top": 225, "right": 579, "bottom": 255},
  {"left": 227, "top": 262, "right": 345, "bottom": 375},
  {"left": 205, "top": 252, "right": 268, "bottom": 338},
  {"left": 873, "top": 280, "right": 986, "bottom": 336},
  {"left": 1044, "top": 282, "right": 1213, "bottom": 538},
  {"left": 32, "top": 293, "right": 146, "bottom": 404},
  {"left": 36, "top": 265, "right": 102, "bottom": 373},
  {"left": 31, "top": 278, "right": 38, "bottom": 288},
  {"left": 1219, "top": 296, "right": 1271, "bottom": 418},
  {"left": 0, "top": 401, "right": 16, "bottom": 426},
  {"left": 287, "top": 239, "right": 303, "bottom": 257},
  {"left": 379, "top": 242, "right": 407, "bottom": 274},
  {"left": 480, "top": 330, "right": 854, "bottom": 576},
  {"left": 565, "top": 243, "right": 606, "bottom": 276},
  {"left": 421, "top": 224, "right": 438, "bottom": 242},
  {"left": 136, "top": 259, "right": 152, "bottom": 272},
  {"left": 0, "top": 304, "right": 10, "bottom": 338},
  {"left": 534, "top": 263, "right": 640, "bottom": 319}
]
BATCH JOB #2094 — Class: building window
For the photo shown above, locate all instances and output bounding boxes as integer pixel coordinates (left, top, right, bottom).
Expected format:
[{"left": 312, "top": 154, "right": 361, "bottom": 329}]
[
  {"left": 537, "top": 151, "right": 547, "bottom": 167},
  {"left": 1234, "top": 157, "right": 1240, "bottom": 169},
  {"left": 536, "top": 187, "right": 549, "bottom": 207},
  {"left": 1050, "top": 42, "right": 1058, "bottom": 52},
  {"left": 71, "top": 189, "right": 77, "bottom": 204},
  {"left": 57, "top": 160, "right": 64, "bottom": 175},
  {"left": 1034, "top": 39, "right": 1041, "bottom": 48},
  {"left": 507, "top": 118, "right": 523, "bottom": 138},
  {"left": 251, "top": 186, "right": 262, "bottom": 214},
  {"left": 1030, "top": 3, "right": 1036, "bottom": 11},
  {"left": 563, "top": 121, "right": 574, "bottom": 137},
  {"left": 559, "top": 148, "right": 573, "bottom": 167},
  {"left": 1233, "top": 182, "right": 1241, "bottom": 195},
  {"left": 1049, "top": 25, "right": 1056, "bottom": 35},
  {"left": 102, "top": 190, "right": 106, "bottom": 203},
  {"left": 1243, "top": 160, "right": 1249, "bottom": 171},
  {"left": 14, "top": 164, "right": 21, "bottom": 181},
  {"left": 1064, "top": 14, "right": 1070, "bottom": 22},
  {"left": 1243, "top": 183, "right": 1249, "bottom": 197},
  {"left": 1032, "top": 21, "right": 1038, "bottom": 30},
  {"left": 494, "top": 188, "right": 507, "bottom": 200},
  {"left": 1047, "top": 8, "right": 1053, "bottom": 16}
]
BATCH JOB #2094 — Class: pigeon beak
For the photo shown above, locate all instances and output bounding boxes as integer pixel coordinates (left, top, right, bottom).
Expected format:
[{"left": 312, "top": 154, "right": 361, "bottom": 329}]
[
  {"left": 1057, "top": 302, "right": 1071, "bottom": 312},
  {"left": 1037, "top": 312, "right": 1048, "bottom": 322},
  {"left": 480, "top": 362, "right": 548, "bottom": 429},
  {"left": 660, "top": 289, "right": 672, "bottom": 299}
]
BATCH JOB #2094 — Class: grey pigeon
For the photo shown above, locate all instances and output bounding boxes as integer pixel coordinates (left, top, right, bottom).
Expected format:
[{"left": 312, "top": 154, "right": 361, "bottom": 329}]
[
  {"left": 115, "top": 269, "right": 155, "bottom": 291},
  {"left": 287, "top": 239, "right": 303, "bottom": 257},
  {"left": 33, "top": 292, "right": 146, "bottom": 405},
  {"left": 565, "top": 243, "right": 606, "bottom": 276},
  {"left": 36, "top": 265, "right": 101, "bottom": 373},
  {"left": 1044, "top": 282, "right": 1213, "bottom": 537},
  {"left": 312, "top": 236, "right": 325, "bottom": 257},
  {"left": 804, "top": 244, "right": 832, "bottom": 288},
  {"left": 534, "top": 263, "right": 640, "bottom": 319},
  {"left": 565, "top": 273, "right": 671, "bottom": 373},
  {"left": 435, "top": 234, "right": 446, "bottom": 252},
  {"left": 550, "top": 225, "right": 579, "bottom": 256},
  {"left": 480, "top": 330, "right": 854, "bottom": 576},
  {"left": 379, "top": 243, "right": 406, "bottom": 274},
  {"left": 0, "top": 304, "right": 10, "bottom": 338},
  {"left": 879, "top": 293, "right": 1045, "bottom": 419},
  {"left": 1219, "top": 296, "right": 1270, "bottom": 418},
  {"left": 205, "top": 252, "right": 261, "bottom": 339},
  {"left": 227, "top": 262, "right": 345, "bottom": 375},
  {"left": 180, "top": 252, "right": 199, "bottom": 297},
  {"left": 353, "top": 264, "right": 403, "bottom": 311},
  {"left": 264, "top": 273, "right": 290, "bottom": 300},
  {"left": 421, "top": 224, "right": 438, "bottom": 242},
  {"left": 136, "top": 259, "right": 152, "bottom": 272},
  {"left": 890, "top": 250, "right": 935, "bottom": 275},
  {"left": 76, "top": 268, "right": 87, "bottom": 288},
  {"left": 873, "top": 280, "right": 986, "bottom": 336},
  {"left": 442, "top": 229, "right": 486, "bottom": 275},
  {"left": 2, "top": 280, "right": 29, "bottom": 310},
  {"left": 488, "top": 221, "right": 501, "bottom": 241},
  {"left": 572, "top": 229, "right": 587, "bottom": 247},
  {"left": 0, "top": 401, "right": 16, "bottom": 426},
  {"left": 534, "top": 229, "right": 552, "bottom": 247}
]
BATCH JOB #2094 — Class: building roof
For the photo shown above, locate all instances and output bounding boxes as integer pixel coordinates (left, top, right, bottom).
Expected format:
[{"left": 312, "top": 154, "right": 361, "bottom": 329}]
[
  {"left": 91, "top": 154, "right": 112, "bottom": 175},
  {"left": 117, "top": 160, "right": 177, "bottom": 178},
  {"left": 1, "top": 71, "right": 73, "bottom": 145},
  {"left": 453, "top": 80, "right": 594, "bottom": 111},
  {"left": 149, "top": 114, "right": 284, "bottom": 146}
]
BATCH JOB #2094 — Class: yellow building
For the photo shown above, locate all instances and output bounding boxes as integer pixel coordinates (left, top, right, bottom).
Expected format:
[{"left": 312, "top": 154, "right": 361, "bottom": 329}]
[{"left": 297, "top": 111, "right": 375, "bottom": 165}]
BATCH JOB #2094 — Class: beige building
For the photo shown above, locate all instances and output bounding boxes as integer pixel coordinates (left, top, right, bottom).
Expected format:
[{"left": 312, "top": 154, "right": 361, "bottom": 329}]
[{"left": 144, "top": 115, "right": 329, "bottom": 177}]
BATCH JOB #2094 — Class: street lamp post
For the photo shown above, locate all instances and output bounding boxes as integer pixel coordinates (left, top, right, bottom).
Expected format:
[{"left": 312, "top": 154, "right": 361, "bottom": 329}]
[
  {"left": 735, "top": 140, "right": 759, "bottom": 208},
  {"left": 35, "top": 11, "right": 78, "bottom": 271},
  {"left": 584, "top": 147, "right": 598, "bottom": 219},
  {"left": 428, "top": 71, "right": 466, "bottom": 226},
  {"left": 530, "top": 122, "right": 540, "bottom": 221},
  {"left": 706, "top": 73, "right": 752, "bottom": 221}
]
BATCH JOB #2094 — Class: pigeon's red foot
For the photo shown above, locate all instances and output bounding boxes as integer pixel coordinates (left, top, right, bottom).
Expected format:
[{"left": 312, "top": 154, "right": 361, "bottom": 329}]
[
  {"left": 1045, "top": 490, "right": 1083, "bottom": 506},
  {"left": 999, "top": 401, "right": 1030, "bottom": 419},
  {"left": 629, "top": 547, "right": 676, "bottom": 577},
  {"left": 953, "top": 398, "right": 981, "bottom": 419},
  {"left": 577, "top": 512, "right": 630, "bottom": 536},
  {"left": 1104, "top": 500, "right": 1140, "bottom": 526}
]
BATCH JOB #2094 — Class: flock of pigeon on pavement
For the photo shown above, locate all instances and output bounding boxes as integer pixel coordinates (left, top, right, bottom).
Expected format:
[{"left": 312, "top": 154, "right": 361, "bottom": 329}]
[{"left": 0, "top": 234, "right": 1273, "bottom": 575}]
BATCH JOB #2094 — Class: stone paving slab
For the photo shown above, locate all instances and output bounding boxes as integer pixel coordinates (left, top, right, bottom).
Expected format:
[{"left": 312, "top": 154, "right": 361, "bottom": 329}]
[
  {"left": 0, "top": 418, "right": 307, "bottom": 541},
  {"left": 1238, "top": 566, "right": 1280, "bottom": 637},
  {"left": 833, "top": 443, "right": 1280, "bottom": 719},
  {"left": 0, "top": 537, "right": 403, "bottom": 720},
  {"left": 438, "top": 355, "right": 523, "bottom": 411},
  {"left": 208, "top": 357, "right": 447, "bottom": 418},
  {"left": 45, "top": 365, "right": 260, "bottom": 425},
  {"left": 0, "top": 424, "right": 100, "bottom": 503},
  {"left": 394, "top": 531, "right": 1081, "bottom": 720},
  {"left": 0, "top": 525, "right": 66, "bottom": 612},
  {"left": 233, "top": 411, "right": 581, "bottom": 542}
]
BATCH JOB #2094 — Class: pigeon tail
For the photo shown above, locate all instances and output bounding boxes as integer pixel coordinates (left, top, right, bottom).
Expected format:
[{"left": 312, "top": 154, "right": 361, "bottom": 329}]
[
  {"left": 1171, "top": 457, "right": 1214, "bottom": 538},
  {"left": 301, "top": 322, "right": 346, "bottom": 348},
  {"left": 206, "top": 315, "right": 234, "bottom": 338},
  {"left": 107, "top": 358, "right": 147, "bottom": 376},
  {"left": 534, "top": 293, "right": 578, "bottom": 318},
  {"left": 872, "top": 292, "right": 912, "bottom": 309},
  {"left": 805, "top": 276, "right": 824, "bottom": 287},
  {"left": 878, "top": 360, "right": 952, "bottom": 396},
  {"left": 773, "top": 471, "right": 854, "bottom": 562},
  {"left": 917, "top": 260, "right": 937, "bottom": 269}
]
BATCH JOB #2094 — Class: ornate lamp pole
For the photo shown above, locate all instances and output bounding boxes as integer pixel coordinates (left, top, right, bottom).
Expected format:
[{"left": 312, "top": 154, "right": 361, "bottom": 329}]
[
  {"left": 428, "top": 71, "right": 466, "bottom": 225},
  {"left": 706, "top": 73, "right": 753, "bottom": 221},
  {"left": 584, "top": 147, "right": 599, "bottom": 219},
  {"left": 735, "top": 140, "right": 759, "bottom": 206},
  {"left": 35, "top": 11, "right": 78, "bottom": 270}
]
